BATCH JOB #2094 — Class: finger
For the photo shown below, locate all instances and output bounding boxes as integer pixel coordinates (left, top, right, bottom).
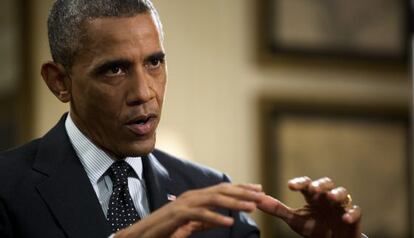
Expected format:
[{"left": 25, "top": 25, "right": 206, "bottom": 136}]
[
  {"left": 343, "top": 205, "right": 362, "bottom": 224},
  {"left": 257, "top": 195, "right": 293, "bottom": 221},
  {"left": 203, "top": 193, "right": 258, "bottom": 212},
  {"left": 180, "top": 187, "right": 260, "bottom": 212},
  {"left": 170, "top": 222, "right": 201, "bottom": 238},
  {"left": 288, "top": 176, "right": 312, "bottom": 191},
  {"left": 171, "top": 221, "right": 217, "bottom": 238},
  {"left": 190, "top": 221, "right": 218, "bottom": 231},
  {"left": 187, "top": 208, "right": 235, "bottom": 227},
  {"left": 326, "top": 187, "right": 348, "bottom": 205},
  {"left": 211, "top": 183, "right": 265, "bottom": 202},
  {"left": 307, "top": 177, "right": 335, "bottom": 194},
  {"left": 341, "top": 206, "right": 362, "bottom": 238},
  {"left": 237, "top": 183, "right": 263, "bottom": 193},
  {"left": 126, "top": 201, "right": 234, "bottom": 238},
  {"left": 180, "top": 184, "right": 263, "bottom": 209}
]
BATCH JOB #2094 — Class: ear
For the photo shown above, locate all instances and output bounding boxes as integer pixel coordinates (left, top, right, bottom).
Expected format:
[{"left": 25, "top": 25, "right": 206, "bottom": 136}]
[{"left": 41, "top": 61, "right": 71, "bottom": 103}]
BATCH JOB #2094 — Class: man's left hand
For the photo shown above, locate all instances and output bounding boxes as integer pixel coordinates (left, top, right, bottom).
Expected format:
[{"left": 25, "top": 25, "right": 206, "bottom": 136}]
[{"left": 258, "top": 177, "right": 362, "bottom": 238}]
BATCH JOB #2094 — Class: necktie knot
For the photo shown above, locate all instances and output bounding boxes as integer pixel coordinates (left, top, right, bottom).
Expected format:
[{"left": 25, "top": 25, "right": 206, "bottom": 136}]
[{"left": 108, "top": 161, "right": 133, "bottom": 187}]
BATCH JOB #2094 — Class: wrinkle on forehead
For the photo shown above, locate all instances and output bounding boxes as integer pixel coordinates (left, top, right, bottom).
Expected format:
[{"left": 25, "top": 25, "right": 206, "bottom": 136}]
[
  {"left": 72, "top": 13, "right": 164, "bottom": 72},
  {"left": 85, "top": 13, "right": 161, "bottom": 48}
]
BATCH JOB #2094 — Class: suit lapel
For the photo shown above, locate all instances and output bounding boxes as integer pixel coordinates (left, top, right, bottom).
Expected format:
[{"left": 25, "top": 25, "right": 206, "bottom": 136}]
[
  {"left": 33, "top": 115, "right": 112, "bottom": 238},
  {"left": 142, "top": 153, "right": 172, "bottom": 212}
]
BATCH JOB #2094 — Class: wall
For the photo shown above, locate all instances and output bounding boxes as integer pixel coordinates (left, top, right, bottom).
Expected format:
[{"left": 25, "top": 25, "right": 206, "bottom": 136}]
[
  {"left": 30, "top": 0, "right": 69, "bottom": 137},
  {"left": 29, "top": 0, "right": 410, "bottom": 230}
]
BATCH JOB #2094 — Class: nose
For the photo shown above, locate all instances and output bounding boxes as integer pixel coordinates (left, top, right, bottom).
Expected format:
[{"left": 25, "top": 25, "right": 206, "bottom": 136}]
[{"left": 126, "top": 68, "right": 154, "bottom": 105}]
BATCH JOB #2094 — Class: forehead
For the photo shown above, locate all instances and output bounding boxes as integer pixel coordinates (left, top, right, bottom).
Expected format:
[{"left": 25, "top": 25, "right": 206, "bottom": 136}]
[
  {"left": 85, "top": 13, "right": 160, "bottom": 37},
  {"left": 76, "top": 13, "right": 163, "bottom": 62}
]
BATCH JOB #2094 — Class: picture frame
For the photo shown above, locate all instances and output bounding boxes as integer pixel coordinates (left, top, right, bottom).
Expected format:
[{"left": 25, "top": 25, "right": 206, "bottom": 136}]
[
  {"left": 0, "top": 0, "right": 29, "bottom": 149},
  {"left": 259, "top": 98, "right": 411, "bottom": 238},
  {"left": 265, "top": 0, "right": 410, "bottom": 62}
]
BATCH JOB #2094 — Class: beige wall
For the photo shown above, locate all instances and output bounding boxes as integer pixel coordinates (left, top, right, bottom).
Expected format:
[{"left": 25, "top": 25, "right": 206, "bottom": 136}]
[
  {"left": 30, "top": 0, "right": 69, "bottom": 137},
  {"left": 30, "top": 0, "right": 410, "bottom": 230}
]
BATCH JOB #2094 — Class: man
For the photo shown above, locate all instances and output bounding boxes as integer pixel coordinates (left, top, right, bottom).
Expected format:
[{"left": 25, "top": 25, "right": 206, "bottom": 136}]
[{"left": 0, "top": 0, "right": 365, "bottom": 237}]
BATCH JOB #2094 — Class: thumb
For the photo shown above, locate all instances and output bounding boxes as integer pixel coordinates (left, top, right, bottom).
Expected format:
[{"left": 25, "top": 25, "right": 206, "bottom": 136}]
[
  {"left": 257, "top": 195, "right": 293, "bottom": 222},
  {"left": 171, "top": 222, "right": 200, "bottom": 238},
  {"left": 171, "top": 221, "right": 218, "bottom": 238}
]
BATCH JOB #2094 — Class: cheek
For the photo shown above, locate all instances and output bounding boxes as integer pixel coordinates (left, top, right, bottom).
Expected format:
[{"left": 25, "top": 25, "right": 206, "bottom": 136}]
[
  {"left": 78, "top": 84, "right": 124, "bottom": 118},
  {"left": 154, "top": 76, "right": 167, "bottom": 103},
  {"left": 155, "top": 83, "right": 166, "bottom": 106}
]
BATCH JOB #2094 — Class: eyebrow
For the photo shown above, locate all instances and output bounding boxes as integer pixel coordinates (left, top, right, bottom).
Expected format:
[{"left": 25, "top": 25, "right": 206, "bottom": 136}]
[{"left": 145, "top": 51, "right": 166, "bottom": 62}]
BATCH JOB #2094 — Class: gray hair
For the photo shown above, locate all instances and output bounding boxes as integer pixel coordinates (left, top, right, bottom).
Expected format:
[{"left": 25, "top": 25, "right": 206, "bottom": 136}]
[{"left": 47, "top": 0, "right": 164, "bottom": 70}]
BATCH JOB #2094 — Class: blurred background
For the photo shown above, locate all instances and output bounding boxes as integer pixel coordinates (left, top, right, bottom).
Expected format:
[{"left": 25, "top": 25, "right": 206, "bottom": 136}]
[{"left": 0, "top": 0, "right": 411, "bottom": 237}]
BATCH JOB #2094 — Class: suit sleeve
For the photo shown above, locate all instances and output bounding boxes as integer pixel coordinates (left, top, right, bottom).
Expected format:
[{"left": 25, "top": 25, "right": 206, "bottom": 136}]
[
  {"left": 0, "top": 200, "right": 13, "bottom": 238},
  {"left": 222, "top": 174, "right": 260, "bottom": 238}
]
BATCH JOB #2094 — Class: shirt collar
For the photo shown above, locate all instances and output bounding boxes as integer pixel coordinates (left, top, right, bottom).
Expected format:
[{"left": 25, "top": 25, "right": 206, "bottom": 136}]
[{"left": 64, "top": 114, "right": 144, "bottom": 184}]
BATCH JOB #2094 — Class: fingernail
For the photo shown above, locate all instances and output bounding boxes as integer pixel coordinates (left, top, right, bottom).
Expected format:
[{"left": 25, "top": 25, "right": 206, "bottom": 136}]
[
  {"left": 241, "top": 201, "right": 256, "bottom": 208},
  {"left": 311, "top": 181, "right": 319, "bottom": 187},
  {"left": 310, "top": 181, "right": 321, "bottom": 192},
  {"left": 250, "top": 191, "right": 266, "bottom": 198},
  {"left": 222, "top": 216, "right": 234, "bottom": 225},
  {"left": 245, "top": 183, "right": 263, "bottom": 191},
  {"left": 290, "top": 177, "right": 302, "bottom": 184},
  {"left": 343, "top": 214, "right": 353, "bottom": 223},
  {"left": 330, "top": 188, "right": 339, "bottom": 195},
  {"left": 251, "top": 184, "right": 263, "bottom": 190}
]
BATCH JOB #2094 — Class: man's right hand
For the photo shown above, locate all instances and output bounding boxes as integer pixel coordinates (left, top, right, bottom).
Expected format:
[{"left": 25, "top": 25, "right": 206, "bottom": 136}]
[{"left": 114, "top": 183, "right": 264, "bottom": 238}]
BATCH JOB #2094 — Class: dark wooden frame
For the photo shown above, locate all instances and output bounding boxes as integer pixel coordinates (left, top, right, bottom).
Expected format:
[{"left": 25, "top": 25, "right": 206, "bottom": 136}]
[
  {"left": 259, "top": 97, "right": 411, "bottom": 237},
  {"left": 0, "top": 0, "right": 33, "bottom": 150},
  {"left": 264, "top": 0, "right": 411, "bottom": 63}
]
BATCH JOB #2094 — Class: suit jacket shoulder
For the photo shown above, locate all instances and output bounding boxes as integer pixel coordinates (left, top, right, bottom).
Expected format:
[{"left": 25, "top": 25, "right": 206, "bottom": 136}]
[
  {"left": 0, "top": 115, "right": 112, "bottom": 238},
  {"left": 0, "top": 140, "right": 41, "bottom": 237},
  {"left": 152, "top": 149, "right": 227, "bottom": 187},
  {"left": 0, "top": 139, "right": 41, "bottom": 187}
]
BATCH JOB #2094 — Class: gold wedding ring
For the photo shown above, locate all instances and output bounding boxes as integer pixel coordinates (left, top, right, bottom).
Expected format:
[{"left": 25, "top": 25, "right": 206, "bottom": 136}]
[{"left": 341, "top": 194, "right": 353, "bottom": 209}]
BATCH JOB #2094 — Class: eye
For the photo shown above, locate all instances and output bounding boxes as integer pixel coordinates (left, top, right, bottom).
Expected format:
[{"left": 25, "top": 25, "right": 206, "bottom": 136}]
[
  {"left": 145, "top": 53, "right": 165, "bottom": 70},
  {"left": 147, "top": 58, "right": 164, "bottom": 69},
  {"left": 104, "top": 65, "right": 125, "bottom": 77}
]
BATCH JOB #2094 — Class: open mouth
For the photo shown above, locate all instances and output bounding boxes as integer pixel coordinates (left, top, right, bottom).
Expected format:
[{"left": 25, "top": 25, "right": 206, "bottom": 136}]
[
  {"left": 135, "top": 116, "right": 151, "bottom": 125},
  {"left": 126, "top": 114, "right": 157, "bottom": 136}
]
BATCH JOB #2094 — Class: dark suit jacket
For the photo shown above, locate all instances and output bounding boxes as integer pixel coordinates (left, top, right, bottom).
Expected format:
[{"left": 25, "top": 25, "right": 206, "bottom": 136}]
[{"left": 0, "top": 115, "right": 259, "bottom": 238}]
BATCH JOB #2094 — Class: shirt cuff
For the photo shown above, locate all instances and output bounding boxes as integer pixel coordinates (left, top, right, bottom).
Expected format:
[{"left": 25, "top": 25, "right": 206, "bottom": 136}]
[
  {"left": 108, "top": 234, "right": 115, "bottom": 238},
  {"left": 361, "top": 233, "right": 368, "bottom": 238}
]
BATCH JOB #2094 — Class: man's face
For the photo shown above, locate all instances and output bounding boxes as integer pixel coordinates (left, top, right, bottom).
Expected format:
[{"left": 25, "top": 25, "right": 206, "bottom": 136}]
[{"left": 68, "top": 13, "right": 166, "bottom": 158}]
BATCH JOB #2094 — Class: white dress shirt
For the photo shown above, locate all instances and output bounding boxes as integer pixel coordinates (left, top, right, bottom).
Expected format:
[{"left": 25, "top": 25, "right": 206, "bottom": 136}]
[{"left": 64, "top": 114, "right": 150, "bottom": 219}]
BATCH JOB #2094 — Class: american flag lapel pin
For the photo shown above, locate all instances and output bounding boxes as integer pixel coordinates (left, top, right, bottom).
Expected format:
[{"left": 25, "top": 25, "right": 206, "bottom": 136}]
[{"left": 167, "top": 194, "right": 176, "bottom": 201}]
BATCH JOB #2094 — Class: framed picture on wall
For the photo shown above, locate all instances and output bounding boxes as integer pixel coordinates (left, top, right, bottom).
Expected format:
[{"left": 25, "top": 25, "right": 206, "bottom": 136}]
[
  {"left": 265, "top": 0, "right": 410, "bottom": 61},
  {"left": 0, "top": 0, "right": 28, "bottom": 149},
  {"left": 259, "top": 98, "right": 411, "bottom": 238}
]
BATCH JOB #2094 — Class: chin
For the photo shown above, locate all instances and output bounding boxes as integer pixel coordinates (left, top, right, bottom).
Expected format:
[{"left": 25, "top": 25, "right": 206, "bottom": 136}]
[{"left": 122, "top": 138, "right": 156, "bottom": 157}]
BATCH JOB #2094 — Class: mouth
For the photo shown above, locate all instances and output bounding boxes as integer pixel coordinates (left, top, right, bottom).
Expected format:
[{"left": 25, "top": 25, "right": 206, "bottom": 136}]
[{"left": 125, "top": 114, "right": 158, "bottom": 136}]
